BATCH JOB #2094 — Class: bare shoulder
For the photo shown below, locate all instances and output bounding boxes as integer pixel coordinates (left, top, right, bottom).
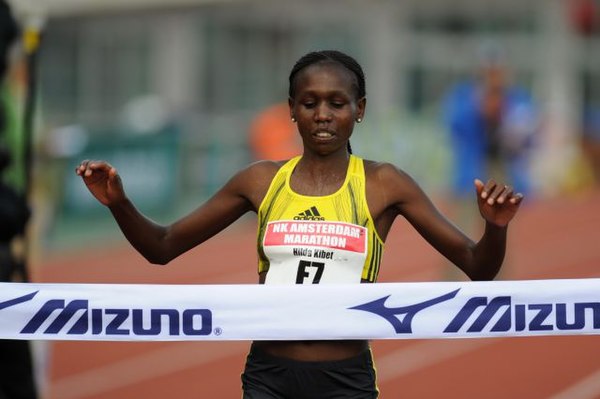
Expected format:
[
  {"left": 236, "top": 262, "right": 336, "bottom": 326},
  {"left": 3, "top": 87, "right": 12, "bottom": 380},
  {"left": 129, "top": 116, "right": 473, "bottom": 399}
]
[
  {"left": 231, "top": 159, "right": 287, "bottom": 208},
  {"left": 241, "top": 160, "right": 285, "bottom": 183},
  {"left": 363, "top": 159, "right": 412, "bottom": 185},
  {"left": 362, "top": 159, "right": 422, "bottom": 211}
]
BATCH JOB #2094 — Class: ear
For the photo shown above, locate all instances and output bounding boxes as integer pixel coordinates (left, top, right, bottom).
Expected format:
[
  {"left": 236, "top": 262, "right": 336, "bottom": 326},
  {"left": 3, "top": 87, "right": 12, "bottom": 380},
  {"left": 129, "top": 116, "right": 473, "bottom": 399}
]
[
  {"left": 288, "top": 97, "right": 295, "bottom": 120},
  {"left": 356, "top": 97, "right": 366, "bottom": 121}
]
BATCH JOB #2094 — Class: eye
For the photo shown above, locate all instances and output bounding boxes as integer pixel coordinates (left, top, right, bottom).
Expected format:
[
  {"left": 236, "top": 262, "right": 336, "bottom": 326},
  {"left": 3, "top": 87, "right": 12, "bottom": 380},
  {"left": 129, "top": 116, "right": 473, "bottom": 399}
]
[
  {"left": 302, "top": 102, "right": 316, "bottom": 109},
  {"left": 329, "top": 96, "right": 348, "bottom": 108}
]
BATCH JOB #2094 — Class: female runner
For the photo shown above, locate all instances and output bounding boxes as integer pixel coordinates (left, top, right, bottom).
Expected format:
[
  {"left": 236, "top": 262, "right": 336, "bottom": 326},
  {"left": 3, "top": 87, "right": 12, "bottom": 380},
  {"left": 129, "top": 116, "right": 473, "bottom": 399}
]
[{"left": 76, "top": 50, "right": 523, "bottom": 398}]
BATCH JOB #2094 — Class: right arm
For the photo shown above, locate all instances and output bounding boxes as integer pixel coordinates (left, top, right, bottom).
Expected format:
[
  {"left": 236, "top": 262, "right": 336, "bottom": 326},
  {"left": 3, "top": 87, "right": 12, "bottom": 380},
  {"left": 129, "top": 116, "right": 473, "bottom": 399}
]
[{"left": 76, "top": 160, "right": 275, "bottom": 264}]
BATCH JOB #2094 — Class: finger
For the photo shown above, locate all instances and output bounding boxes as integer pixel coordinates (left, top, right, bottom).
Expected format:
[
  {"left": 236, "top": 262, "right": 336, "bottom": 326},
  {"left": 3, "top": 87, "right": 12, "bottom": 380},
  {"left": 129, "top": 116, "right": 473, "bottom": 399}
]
[
  {"left": 88, "top": 161, "right": 113, "bottom": 171},
  {"left": 481, "top": 179, "right": 498, "bottom": 200},
  {"left": 474, "top": 178, "right": 485, "bottom": 196},
  {"left": 76, "top": 160, "right": 91, "bottom": 175},
  {"left": 85, "top": 161, "right": 114, "bottom": 178},
  {"left": 84, "top": 162, "right": 96, "bottom": 177},
  {"left": 496, "top": 185, "right": 513, "bottom": 204},
  {"left": 78, "top": 160, "right": 98, "bottom": 177},
  {"left": 486, "top": 181, "right": 505, "bottom": 205},
  {"left": 509, "top": 193, "right": 524, "bottom": 205}
]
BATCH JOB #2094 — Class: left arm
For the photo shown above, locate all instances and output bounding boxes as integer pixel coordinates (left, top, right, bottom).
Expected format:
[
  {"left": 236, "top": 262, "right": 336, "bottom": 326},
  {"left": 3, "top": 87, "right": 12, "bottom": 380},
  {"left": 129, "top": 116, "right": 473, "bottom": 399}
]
[{"left": 369, "top": 164, "right": 523, "bottom": 280}]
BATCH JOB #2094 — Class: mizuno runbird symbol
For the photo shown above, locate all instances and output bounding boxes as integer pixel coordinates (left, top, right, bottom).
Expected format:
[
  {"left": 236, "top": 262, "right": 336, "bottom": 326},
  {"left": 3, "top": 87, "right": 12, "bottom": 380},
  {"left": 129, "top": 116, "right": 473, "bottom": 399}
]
[
  {"left": 350, "top": 289, "right": 460, "bottom": 333},
  {"left": 0, "top": 291, "right": 38, "bottom": 310}
]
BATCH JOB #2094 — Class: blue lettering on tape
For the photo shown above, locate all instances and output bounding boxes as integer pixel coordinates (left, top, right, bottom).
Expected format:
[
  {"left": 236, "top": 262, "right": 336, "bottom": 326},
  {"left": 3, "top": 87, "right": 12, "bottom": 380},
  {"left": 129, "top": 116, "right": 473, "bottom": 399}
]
[
  {"left": 446, "top": 297, "right": 600, "bottom": 333},
  {"left": 18, "top": 298, "right": 213, "bottom": 337}
]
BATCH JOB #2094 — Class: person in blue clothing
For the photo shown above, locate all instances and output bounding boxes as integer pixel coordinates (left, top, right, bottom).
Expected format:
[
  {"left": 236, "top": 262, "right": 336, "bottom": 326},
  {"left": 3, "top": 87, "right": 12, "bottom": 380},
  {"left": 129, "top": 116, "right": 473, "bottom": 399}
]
[{"left": 443, "top": 57, "right": 539, "bottom": 199}]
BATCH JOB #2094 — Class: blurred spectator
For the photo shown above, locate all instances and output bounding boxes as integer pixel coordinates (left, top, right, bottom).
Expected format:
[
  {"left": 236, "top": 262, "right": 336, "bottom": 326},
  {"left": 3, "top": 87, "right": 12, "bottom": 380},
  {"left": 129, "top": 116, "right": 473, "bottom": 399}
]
[
  {"left": 570, "top": 0, "right": 600, "bottom": 189},
  {"left": 443, "top": 56, "right": 539, "bottom": 199},
  {"left": 582, "top": 105, "right": 600, "bottom": 185},
  {"left": 570, "top": 0, "right": 600, "bottom": 36},
  {"left": 0, "top": 147, "right": 36, "bottom": 399},
  {"left": 0, "top": 1, "right": 38, "bottom": 398},
  {"left": 441, "top": 52, "right": 539, "bottom": 280},
  {"left": 249, "top": 102, "right": 302, "bottom": 161},
  {"left": 0, "top": 0, "right": 17, "bottom": 79},
  {"left": 1, "top": 0, "right": 18, "bottom": 137},
  {"left": 0, "top": 148, "right": 29, "bottom": 281}
]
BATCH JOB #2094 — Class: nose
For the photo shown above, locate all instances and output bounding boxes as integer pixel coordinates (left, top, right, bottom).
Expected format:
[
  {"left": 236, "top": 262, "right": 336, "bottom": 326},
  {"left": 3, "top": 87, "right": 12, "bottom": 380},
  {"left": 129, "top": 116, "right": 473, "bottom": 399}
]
[{"left": 314, "top": 103, "right": 332, "bottom": 122}]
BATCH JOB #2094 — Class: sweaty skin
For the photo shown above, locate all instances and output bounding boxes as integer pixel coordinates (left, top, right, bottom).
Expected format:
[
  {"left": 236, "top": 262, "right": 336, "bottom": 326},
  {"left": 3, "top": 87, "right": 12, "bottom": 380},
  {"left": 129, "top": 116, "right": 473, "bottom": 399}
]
[{"left": 76, "top": 62, "right": 523, "bottom": 361}]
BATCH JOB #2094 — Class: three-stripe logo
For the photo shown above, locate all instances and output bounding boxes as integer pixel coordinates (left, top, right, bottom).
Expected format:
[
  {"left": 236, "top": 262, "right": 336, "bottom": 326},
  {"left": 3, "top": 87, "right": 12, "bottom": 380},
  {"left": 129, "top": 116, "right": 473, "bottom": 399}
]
[{"left": 293, "top": 206, "right": 325, "bottom": 221}]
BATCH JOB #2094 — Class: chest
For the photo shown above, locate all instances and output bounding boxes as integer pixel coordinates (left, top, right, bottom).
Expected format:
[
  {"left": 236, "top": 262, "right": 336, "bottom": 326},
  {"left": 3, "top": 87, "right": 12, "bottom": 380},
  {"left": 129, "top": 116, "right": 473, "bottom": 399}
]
[{"left": 288, "top": 170, "right": 347, "bottom": 197}]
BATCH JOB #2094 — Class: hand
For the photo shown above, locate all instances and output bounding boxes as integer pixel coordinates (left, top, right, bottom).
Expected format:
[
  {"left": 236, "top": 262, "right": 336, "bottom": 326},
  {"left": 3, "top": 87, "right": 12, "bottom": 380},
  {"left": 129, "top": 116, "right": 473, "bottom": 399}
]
[
  {"left": 474, "top": 178, "right": 524, "bottom": 227},
  {"left": 75, "top": 160, "right": 126, "bottom": 207}
]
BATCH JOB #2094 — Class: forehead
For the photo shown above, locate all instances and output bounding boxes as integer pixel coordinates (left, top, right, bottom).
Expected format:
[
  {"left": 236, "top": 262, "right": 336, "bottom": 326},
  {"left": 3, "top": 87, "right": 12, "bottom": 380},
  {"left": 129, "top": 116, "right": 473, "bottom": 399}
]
[{"left": 293, "top": 62, "right": 357, "bottom": 96}]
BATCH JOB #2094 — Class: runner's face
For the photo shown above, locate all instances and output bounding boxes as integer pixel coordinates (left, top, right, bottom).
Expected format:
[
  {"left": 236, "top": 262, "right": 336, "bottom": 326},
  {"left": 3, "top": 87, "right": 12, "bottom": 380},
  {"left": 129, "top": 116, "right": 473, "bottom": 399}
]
[{"left": 289, "top": 63, "right": 365, "bottom": 156}]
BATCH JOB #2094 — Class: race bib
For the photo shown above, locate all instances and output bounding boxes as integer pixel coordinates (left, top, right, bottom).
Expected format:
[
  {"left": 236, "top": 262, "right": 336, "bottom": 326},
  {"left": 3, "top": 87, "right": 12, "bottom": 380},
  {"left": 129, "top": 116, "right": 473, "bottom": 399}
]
[{"left": 262, "top": 220, "right": 368, "bottom": 284}]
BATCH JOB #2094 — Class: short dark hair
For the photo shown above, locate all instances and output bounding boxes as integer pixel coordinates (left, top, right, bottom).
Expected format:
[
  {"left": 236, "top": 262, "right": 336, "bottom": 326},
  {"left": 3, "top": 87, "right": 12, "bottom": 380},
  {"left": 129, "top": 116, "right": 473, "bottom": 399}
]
[{"left": 288, "top": 50, "right": 366, "bottom": 100}]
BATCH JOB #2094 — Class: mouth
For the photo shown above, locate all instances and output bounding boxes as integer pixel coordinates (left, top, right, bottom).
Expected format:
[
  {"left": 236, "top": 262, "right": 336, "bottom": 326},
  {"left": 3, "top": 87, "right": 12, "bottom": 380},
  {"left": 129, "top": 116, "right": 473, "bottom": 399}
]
[{"left": 312, "top": 130, "right": 335, "bottom": 141}]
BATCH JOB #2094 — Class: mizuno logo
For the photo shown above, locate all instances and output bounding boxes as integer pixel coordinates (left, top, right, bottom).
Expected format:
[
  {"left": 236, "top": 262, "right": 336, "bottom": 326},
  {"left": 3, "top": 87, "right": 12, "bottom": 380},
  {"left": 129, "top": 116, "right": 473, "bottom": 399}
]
[
  {"left": 0, "top": 294, "right": 214, "bottom": 337},
  {"left": 0, "top": 291, "right": 38, "bottom": 310},
  {"left": 444, "top": 296, "right": 600, "bottom": 333},
  {"left": 19, "top": 299, "right": 213, "bottom": 336},
  {"left": 293, "top": 206, "right": 324, "bottom": 221},
  {"left": 350, "top": 290, "right": 460, "bottom": 333},
  {"left": 351, "top": 290, "right": 600, "bottom": 334}
]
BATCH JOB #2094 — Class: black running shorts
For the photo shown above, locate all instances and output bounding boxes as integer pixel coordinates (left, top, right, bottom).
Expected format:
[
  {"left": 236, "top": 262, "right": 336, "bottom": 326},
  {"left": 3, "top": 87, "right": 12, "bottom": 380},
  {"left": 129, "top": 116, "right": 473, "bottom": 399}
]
[{"left": 241, "top": 344, "right": 379, "bottom": 399}]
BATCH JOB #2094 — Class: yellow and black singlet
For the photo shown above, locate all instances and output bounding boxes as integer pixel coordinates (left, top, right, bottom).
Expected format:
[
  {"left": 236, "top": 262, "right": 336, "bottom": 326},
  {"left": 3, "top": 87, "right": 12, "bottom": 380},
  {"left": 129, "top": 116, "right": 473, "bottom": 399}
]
[{"left": 257, "top": 155, "right": 384, "bottom": 284}]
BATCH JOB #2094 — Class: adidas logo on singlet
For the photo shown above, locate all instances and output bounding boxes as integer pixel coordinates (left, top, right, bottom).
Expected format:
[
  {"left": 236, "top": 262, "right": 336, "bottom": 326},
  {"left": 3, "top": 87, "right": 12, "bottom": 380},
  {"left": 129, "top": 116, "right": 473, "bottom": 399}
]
[{"left": 293, "top": 206, "right": 325, "bottom": 221}]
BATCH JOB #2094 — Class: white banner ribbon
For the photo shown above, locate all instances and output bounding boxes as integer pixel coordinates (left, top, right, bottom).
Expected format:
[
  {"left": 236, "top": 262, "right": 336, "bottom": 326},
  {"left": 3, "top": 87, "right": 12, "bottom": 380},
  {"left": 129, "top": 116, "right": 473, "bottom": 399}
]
[{"left": 0, "top": 279, "right": 598, "bottom": 341}]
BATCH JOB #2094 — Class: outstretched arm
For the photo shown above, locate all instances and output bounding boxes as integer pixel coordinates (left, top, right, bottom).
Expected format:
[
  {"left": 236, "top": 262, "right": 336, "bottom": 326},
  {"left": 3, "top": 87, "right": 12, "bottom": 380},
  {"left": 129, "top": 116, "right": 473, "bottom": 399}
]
[
  {"left": 371, "top": 164, "right": 523, "bottom": 280},
  {"left": 76, "top": 160, "right": 269, "bottom": 265}
]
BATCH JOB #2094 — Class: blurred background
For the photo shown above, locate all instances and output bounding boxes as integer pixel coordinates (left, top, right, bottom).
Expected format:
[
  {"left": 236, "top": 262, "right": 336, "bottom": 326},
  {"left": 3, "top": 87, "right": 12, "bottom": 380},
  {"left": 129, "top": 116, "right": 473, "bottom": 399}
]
[
  {"left": 1, "top": 0, "right": 599, "bottom": 398},
  {"left": 2, "top": 0, "right": 599, "bottom": 247}
]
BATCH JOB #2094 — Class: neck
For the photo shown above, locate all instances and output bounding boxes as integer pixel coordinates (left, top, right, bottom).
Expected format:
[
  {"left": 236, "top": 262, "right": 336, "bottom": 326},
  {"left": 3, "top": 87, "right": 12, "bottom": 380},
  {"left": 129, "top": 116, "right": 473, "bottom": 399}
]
[
  {"left": 298, "top": 149, "right": 350, "bottom": 171},
  {"left": 289, "top": 150, "right": 351, "bottom": 196}
]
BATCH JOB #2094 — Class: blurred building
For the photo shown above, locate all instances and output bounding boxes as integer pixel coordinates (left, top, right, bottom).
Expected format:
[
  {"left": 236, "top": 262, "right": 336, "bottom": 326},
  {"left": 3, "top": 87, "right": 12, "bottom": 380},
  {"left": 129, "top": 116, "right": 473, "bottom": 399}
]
[{"left": 6, "top": 0, "right": 600, "bottom": 217}]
